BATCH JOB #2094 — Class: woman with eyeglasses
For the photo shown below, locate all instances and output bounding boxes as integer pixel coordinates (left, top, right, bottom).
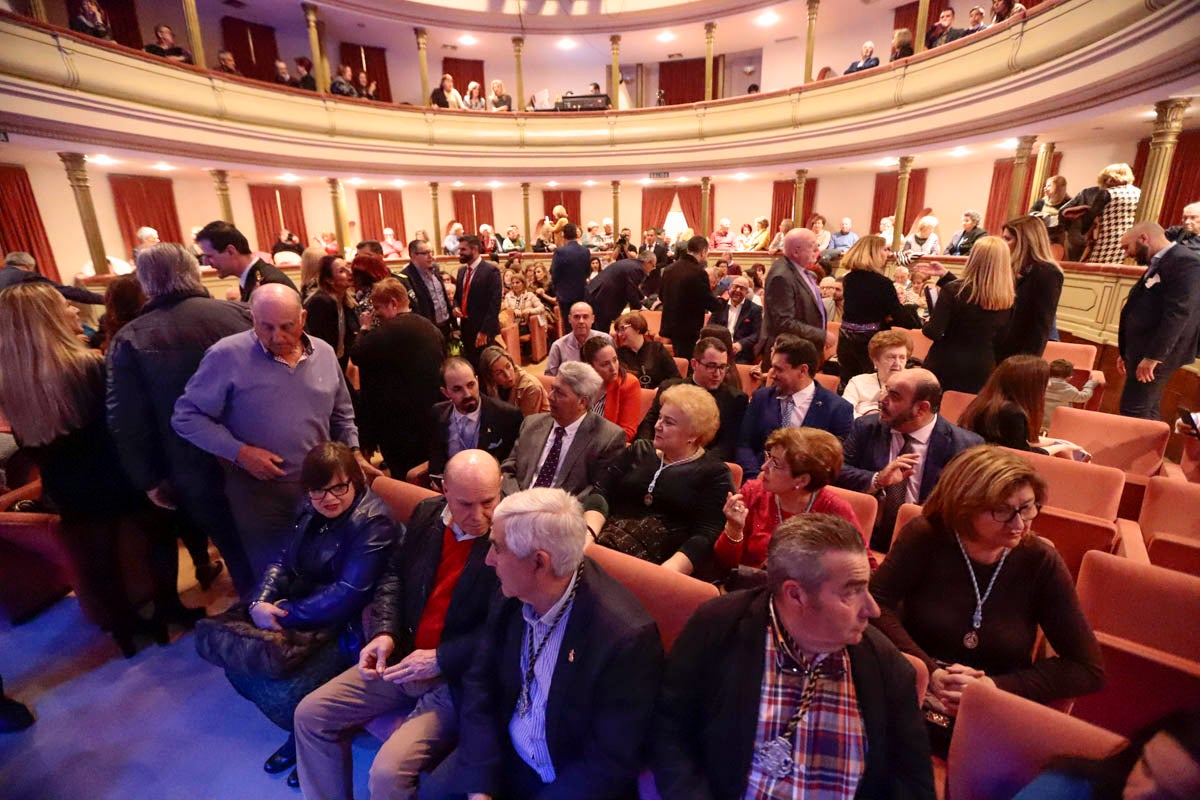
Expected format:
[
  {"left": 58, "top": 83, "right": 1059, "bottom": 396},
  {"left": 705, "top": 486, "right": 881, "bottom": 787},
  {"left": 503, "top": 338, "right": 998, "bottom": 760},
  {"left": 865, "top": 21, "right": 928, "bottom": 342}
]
[
  {"left": 227, "top": 442, "right": 397, "bottom": 787},
  {"left": 870, "top": 445, "right": 1103, "bottom": 754},
  {"left": 714, "top": 427, "right": 859, "bottom": 572},
  {"left": 614, "top": 311, "right": 680, "bottom": 389}
]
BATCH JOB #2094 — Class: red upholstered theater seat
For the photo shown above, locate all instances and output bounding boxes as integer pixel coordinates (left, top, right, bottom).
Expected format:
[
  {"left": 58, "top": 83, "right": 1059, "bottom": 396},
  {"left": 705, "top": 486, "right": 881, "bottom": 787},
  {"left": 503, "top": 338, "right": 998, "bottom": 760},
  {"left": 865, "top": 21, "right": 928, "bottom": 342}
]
[
  {"left": 736, "top": 362, "right": 762, "bottom": 395},
  {"left": 938, "top": 391, "right": 976, "bottom": 426},
  {"left": 824, "top": 485, "right": 878, "bottom": 546},
  {"left": 0, "top": 479, "right": 71, "bottom": 623},
  {"left": 815, "top": 372, "right": 840, "bottom": 392}
]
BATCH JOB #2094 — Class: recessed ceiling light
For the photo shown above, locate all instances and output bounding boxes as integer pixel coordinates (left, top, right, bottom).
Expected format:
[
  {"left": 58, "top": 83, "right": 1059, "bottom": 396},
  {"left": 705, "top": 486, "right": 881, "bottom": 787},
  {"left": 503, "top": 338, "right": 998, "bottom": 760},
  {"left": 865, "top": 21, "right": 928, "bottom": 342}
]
[
  {"left": 556, "top": 38, "right": 577, "bottom": 50},
  {"left": 279, "top": 173, "right": 300, "bottom": 182},
  {"left": 947, "top": 147, "right": 970, "bottom": 158},
  {"left": 547, "top": 180, "right": 559, "bottom": 187},
  {"left": 755, "top": 10, "right": 781, "bottom": 27},
  {"left": 1141, "top": 110, "right": 1158, "bottom": 119},
  {"left": 391, "top": 179, "right": 407, "bottom": 187},
  {"left": 639, "top": 178, "right": 653, "bottom": 185},
  {"left": 732, "top": 172, "right": 750, "bottom": 181},
  {"left": 347, "top": 177, "right": 364, "bottom": 185},
  {"left": 656, "top": 31, "right": 676, "bottom": 43},
  {"left": 584, "top": 180, "right": 596, "bottom": 187},
  {"left": 151, "top": 161, "right": 176, "bottom": 171},
  {"left": 453, "top": 180, "right": 464, "bottom": 187},
  {"left": 85, "top": 154, "right": 119, "bottom": 165},
  {"left": 875, "top": 158, "right": 896, "bottom": 167},
  {"left": 488, "top": 180, "right": 502, "bottom": 188},
  {"left": 676, "top": 176, "right": 689, "bottom": 182},
  {"left": 997, "top": 138, "right": 1019, "bottom": 149},
  {"left": 458, "top": 34, "right": 477, "bottom": 46}
]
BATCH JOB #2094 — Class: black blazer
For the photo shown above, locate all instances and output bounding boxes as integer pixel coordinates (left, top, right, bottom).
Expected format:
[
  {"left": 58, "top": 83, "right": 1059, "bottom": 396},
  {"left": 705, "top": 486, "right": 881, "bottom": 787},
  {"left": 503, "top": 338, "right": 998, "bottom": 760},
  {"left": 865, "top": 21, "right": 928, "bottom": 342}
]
[
  {"left": 453, "top": 558, "right": 664, "bottom": 798},
  {"left": 836, "top": 413, "right": 983, "bottom": 500},
  {"left": 1118, "top": 244, "right": 1200, "bottom": 370},
  {"left": 660, "top": 254, "right": 723, "bottom": 344},
  {"left": 367, "top": 496, "right": 498, "bottom": 681},
  {"left": 551, "top": 240, "right": 592, "bottom": 312},
  {"left": 709, "top": 300, "right": 762, "bottom": 363},
  {"left": 241, "top": 257, "right": 297, "bottom": 302},
  {"left": 843, "top": 56, "right": 880, "bottom": 74},
  {"left": 428, "top": 394, "right": 523, "bottom": 479},
  {"left": 403, "top": 262, "right": 452, "bottom": 327},
  {"left": 996, "top": 260, "right": 1064, "bottom": 361},
  {"left": 584, "top": 257, "right": 646, "bottom": 333},
  {"left": 651, "top": 588, "right": 934, "bottom": 800},
  {"left": 456, "top": 260, "right": 503, "bottom": 339},
  {"left": 943, "top": 226, "right": 988, "bottom": 256}
]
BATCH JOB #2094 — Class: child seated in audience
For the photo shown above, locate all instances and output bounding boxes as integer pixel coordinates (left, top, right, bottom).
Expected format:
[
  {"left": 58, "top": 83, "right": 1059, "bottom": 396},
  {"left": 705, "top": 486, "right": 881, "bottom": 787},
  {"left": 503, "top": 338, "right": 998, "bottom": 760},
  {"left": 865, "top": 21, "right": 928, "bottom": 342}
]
[{"left": 1043, "top": 357, "right": 1104, "bottom": 423}]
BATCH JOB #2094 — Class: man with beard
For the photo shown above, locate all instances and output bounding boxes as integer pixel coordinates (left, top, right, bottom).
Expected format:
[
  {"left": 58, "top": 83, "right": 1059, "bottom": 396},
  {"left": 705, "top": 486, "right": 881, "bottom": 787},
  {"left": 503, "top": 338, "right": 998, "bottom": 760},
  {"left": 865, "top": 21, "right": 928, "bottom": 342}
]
[
  {"left": 835, "top": 368, "right": 981, "bottom": 552},
  {"left": 428, "top": 358, "right": 523, "bottom": 491},
  {"left": 454, "top": 235, "right": 502, "bottom": 365},
  {"left": 1117, "top": 222, "right": 1200, "bottom": 419}
]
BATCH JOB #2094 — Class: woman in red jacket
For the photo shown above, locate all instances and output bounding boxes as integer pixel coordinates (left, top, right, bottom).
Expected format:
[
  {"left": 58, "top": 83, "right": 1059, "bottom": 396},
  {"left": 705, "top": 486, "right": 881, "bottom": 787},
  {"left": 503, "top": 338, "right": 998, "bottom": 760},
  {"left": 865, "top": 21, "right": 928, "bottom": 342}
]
[{"left": 582, "top": 335, "right": 643, "bottom": 442}]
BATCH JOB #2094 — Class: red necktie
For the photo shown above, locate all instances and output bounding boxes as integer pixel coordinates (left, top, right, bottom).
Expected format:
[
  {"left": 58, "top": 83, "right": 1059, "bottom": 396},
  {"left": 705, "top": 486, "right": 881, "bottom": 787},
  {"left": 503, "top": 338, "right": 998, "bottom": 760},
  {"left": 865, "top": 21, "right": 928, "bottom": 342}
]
[{"left": 460, "top": 267, "right": 473, "bottom": 314}]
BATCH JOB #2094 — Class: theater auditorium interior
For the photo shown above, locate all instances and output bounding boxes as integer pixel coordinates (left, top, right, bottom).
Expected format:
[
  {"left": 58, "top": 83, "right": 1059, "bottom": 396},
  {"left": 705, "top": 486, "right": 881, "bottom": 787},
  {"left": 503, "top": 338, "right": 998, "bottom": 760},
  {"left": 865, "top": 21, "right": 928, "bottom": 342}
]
[{"left": 1, "top": 0, "right": 1200, "bottom": 798}]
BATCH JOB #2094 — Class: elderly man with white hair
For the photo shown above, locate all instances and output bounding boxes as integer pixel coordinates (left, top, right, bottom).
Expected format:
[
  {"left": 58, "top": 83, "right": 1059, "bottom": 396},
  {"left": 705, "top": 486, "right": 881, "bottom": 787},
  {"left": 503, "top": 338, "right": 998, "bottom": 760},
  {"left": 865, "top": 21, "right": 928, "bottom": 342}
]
[
  {"left": 709, "top": 217, "right": 737, "bottom": 253},
  {"left": 844, "top": 40, "right": 880, "bottom": 73},
  {"left": 1165, "top": 200, "right": 1200, "bottom": 253},
  {"left": 0, "top": 250, "right": 104, "bottom": 304},
  {"left": 131, "top": 225, "right": 159, "bottom": 262},
  {"left": 420, "top": 486, "right": 663, "bottom": 800},
  {"left": 943, "top": 210, "right": 987, "bottom": 255}
]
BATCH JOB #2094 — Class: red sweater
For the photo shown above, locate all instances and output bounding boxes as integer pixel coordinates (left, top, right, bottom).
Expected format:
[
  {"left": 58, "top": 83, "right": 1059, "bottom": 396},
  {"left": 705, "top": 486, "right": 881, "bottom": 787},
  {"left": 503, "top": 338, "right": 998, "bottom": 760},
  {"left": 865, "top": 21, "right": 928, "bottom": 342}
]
[
  {"left": 603, "top": 371, "right": 644, "bottom": 442},
  {"left": 413, "top": 526, "right": 475, "bottom": 650}
]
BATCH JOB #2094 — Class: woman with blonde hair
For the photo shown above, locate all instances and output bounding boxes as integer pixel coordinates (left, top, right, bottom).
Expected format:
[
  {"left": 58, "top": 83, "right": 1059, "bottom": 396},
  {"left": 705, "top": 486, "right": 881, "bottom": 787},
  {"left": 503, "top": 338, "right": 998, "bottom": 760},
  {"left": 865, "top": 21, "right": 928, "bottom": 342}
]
[
  {"left": 921, "top": 236, "right": 1015, "bottom": 392},
  {"left": 837, "top": 236, "right": 920, "bottom": 382},
  {"left": 904, "top": 215, "right": 941, "bottom": 255},
  {"left": 890, "top": 28, "right": 915, "bottom": 61},
  {"left": 996, "top": 215, "right": 1064, "bottom": 360},
  {"left": 0, "top": 283, "right": 198, "bottom": 656},
  {"left": 746, "top": 216, "right": 771, "bottom": 251},
  {"left": 477, "top": 346, "right": 549, "bottom": 416},
  {"left": 488, "top": 79, "right": 513, "bottom": 111},
  {"left": 1086, "top": 163, "right": 1141, "bottom": 263},
  {"left": 299, "top": 245, "right": 325, "bottom": 301},
  {"left": 548, "top": 204, "right": 570, "bottom": 248}
]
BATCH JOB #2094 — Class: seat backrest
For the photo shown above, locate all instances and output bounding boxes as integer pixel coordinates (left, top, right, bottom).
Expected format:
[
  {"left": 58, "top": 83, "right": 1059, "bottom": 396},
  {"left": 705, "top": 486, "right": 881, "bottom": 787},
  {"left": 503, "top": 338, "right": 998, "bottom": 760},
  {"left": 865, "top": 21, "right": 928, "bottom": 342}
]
[
  {"left": 1005, "top": 448, "right": 1125, "bottom": 521},
  {"left": 1148, "top": 534, "right": 1200, "bottom": 578},
  {"left": 1047, "top": 406, "right": 1169, "bottom": 477},
  {"left": 891, "top": 502, "right": 924, "bottom": 549},
  {"left": 814, "top": 372, "right": 840, "bottom": 392},
  {"left": 1140, "top": 476, "right": 1200, "bottom": 542},
  {"left": 1042, "top": 340, "right": 1098, "bottom": 370},
  {"left": 948, "top": 683, "right": 1125, "bottom": 800},
  {"left": 583, "top": 542, "right": 719, "bottom": 652},
  {"left": 371, "top": 476, "right": 440, "bottom": 524},
  {"left": 1028, "top": 505, "right": 1118, "bottom": 581},
  {"left": 939, "top": 390, "right": 976, "bottom": 426},
  {"left": 537, "top": 372, "right": 555, "bottom": 394},
  {"left": 726, "top": 462, "right": 744, "bottom": 491},
  {"left": 736, "top": 362, "right": 762, "bottom": 395},
  {"left": 824, "top": 485, "right": 877, "bottom": 545},
  {"left": 641, "top": 309, "right": 663, "bottom": 337},
  {"left": 638, "top": 388, "right": 656, "bottom": 422},
  {"left": 893, "top": 327, "right": 933, "bottom": 361},
  {"left": 673, "top": 357, "right": 689, "bottom": 377},
  {"left": 1077, "top": 550, "right": 1200, "bottom": 661}
]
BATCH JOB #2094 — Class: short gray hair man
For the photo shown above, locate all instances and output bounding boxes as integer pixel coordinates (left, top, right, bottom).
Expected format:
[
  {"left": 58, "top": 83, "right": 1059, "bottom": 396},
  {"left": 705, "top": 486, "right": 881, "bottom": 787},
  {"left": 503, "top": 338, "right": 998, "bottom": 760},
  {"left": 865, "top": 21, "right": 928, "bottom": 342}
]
[
  {"left": 767, "top": 513, "right": 869, "bottom": 594},
  {"left": 136, "top": 243, "right": 206, "bottom": 298},
  {"left": 135, "top": 226, "right": 160, "bottom": 244},
  {"left": 4, "top": 251, "right": 36, "bottom": 270},
  {"left": 963, "top": 210, "right": 982, "bottom": 226},
  {"left": 556, "top": 360, "right": 604, "bottom": 400},
  {"left": 492, "top": 487, "right": 587, "bottom": 577}
]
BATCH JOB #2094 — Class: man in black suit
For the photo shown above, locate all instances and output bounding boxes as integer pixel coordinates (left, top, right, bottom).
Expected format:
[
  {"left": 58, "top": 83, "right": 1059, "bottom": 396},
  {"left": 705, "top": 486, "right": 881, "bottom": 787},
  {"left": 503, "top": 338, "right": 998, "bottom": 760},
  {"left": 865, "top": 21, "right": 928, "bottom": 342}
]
[
  {"left": 350, "top": 278, "right": 445, "bottom": 477},
  {"left": 402, "top": 238, "right": 454, "bottom": 340},
  {"left": 762, "top": 227, "right": 827, "bottom": 355},
  {"left": 550, "top": 223, "right": 591, "bottom": 321},
  {"left": 422, "top": 486, "right": 663, "bottom": 800},
  {"left": 637, "top": 337, "right": 748, "bottom": 463},
  {"left": 708, "top": 275, "right": 761, "bottom": 363},
  {"left": 1117, "top": 222, "right": 1200, "bottom": 419},
  {"left": 660, "top": 235, "right": 724, "bottom": 361},
  {"left": 584, "top": 250, "right": 654, "bottom": 334},
  {"left": 195, "top": 220, "right": 297, "bottom": 302},
  {"left": 295, "top": 450, "right": 502, "bottom": 800},
  {"left": 429, "top": 358, "right": 522, "bottom": 488},
  {"left": 836, "top": 368, "right": 983, "bottom": 551},
  {"left": 652, "top": 514, "right": 933, "bottom": 799},
  {"left": 843, "top": 40, "right": 880, "bottom": 74},
  {"left": 454, "top": 235, "right": 502, "bottom": 365},
  {"left": 926, "top": 6, "right": 965, "bottom": 48},
  {"left": 943, "top": 210, "right": 987, "bottom": 255},
  {"left": 639, "top": 228, "right": 670, "bottom": 268}
]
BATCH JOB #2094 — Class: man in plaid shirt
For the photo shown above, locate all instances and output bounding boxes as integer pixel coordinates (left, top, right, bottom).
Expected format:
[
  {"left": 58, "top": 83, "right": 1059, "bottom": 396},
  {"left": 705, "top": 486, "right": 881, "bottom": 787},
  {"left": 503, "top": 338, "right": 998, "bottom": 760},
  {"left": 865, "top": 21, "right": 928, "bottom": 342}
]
[{"left": 652, "top": 514, "right": 934, "bottom": 799}]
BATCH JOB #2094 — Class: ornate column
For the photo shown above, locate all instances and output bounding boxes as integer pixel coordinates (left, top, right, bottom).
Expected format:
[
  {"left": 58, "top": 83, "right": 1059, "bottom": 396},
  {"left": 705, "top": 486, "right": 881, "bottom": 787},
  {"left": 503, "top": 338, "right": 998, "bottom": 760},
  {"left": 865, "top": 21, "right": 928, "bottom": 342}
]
[
  {"left": 1027, "top": 141, "right": 1056, "bottom": 210},
  {"left": 893, "top": 156, "right": 915, "bottom": 251},
  {"left": 1006, "top": 135, "right": 1037, "bottom": 221},
  {"left": 703, "top": 23, "right": 716, "bottom": 102},
  {"left": 804, "top": 0, "right": 820, "bottom": 83},
  {"left": 700, "top": 177, "right": 712, "bottom": 235},
  {"left": 914, "top": 0, "right": 931, "bottom": 54},
  {"left": 611, "top": 180, "right": 621, "bottom": 237},
  {"left": 512, "top": 37, "right": 525, "bottom": 111},
  {"left": 610, "top": 35, "right": 621, "bottom": 105},
  {"left": 302, "top": 4, "right": 329, "bottom": 93},
  {"left": 1135, "top": 98, "right": 1192, "bottom": 224},
  {"left": 521, "top": 182, "right": 532, "bottom": 248},
  {"left": 59, "top": 153, "right": 108, "bottom": 274},
  {"left": 328, "top": 177, "right": 351, "bottom": 252},
  {"left": 414, "top": 27, "right": 430, "bottom": 105},
  {"left": 180, "top": 0, "right": 206, "bottom": 69},
  {"left": 27, "top": 0, "right": 47, "bottom": 23},
  {"left": 430, "top": 182, "right": 441, "bottom": 250},
  {"left": 210, "top": 169, "right": 234, "bottom": 223},
  {"left": 793, "top": 169, "right": 808, "bottom": 225}
]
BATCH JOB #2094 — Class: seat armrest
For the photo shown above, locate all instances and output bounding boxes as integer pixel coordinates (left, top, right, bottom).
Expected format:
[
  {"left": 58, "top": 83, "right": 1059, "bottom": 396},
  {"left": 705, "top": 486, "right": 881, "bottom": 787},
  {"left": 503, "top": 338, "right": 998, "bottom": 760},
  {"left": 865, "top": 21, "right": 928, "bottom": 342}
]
[
  {"left": 404, "top": 461, "right": 431, "bottom": 488},
  {"left": 1114, "top": 518, "right": 1149, "bottom": 563}
]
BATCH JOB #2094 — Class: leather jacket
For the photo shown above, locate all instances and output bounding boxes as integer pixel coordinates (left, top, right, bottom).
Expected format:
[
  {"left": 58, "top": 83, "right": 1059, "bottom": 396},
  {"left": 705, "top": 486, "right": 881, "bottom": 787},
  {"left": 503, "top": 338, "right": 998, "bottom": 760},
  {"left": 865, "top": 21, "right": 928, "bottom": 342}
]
[{"left": 253, "top": 488, "right": 398, "bottom": 641}]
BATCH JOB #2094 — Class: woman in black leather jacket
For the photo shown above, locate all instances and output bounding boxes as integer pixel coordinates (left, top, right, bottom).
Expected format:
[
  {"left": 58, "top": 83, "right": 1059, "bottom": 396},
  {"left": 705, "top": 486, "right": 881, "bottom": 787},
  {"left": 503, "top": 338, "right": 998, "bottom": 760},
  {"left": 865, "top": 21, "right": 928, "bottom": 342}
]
[{"left": 226, "top": 442, "right": 397, "bottom": 787}]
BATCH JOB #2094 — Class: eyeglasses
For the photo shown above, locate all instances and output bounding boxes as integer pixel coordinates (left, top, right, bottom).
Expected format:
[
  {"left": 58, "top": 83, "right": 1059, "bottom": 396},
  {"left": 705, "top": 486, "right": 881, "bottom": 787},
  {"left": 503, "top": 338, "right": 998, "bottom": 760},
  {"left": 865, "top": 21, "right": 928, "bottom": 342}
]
[
  {"left": 308, "top": 481, "right": 351, "bottom": 500},
  {"left": 696, "top": 360, "right": 727, "bottom": 372},
  {"left": 989, "top": 501, "right": 1041, "bottom": 524},
  {"left": 762, "top": 452, "right": 787, "bottom": 473},
  {"left": 413, "top": 249, "right": 433, "bottom": 256}
]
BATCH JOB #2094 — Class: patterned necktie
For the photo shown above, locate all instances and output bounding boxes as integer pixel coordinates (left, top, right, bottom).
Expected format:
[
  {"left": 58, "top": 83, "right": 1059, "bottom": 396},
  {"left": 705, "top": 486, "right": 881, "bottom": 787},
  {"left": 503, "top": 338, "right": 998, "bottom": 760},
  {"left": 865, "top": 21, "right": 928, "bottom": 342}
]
[
  {"left": 448, "top": 414, "right": 468, "bottom": 457},
  {"left": 874, "top": 434, "right": 917, "bottom": 552},
  {"left": 533, "top": 426, "right": 566, "bottom": 488},
  {"left": 780, "top": 395, "right": 796, "bottom": 428}
]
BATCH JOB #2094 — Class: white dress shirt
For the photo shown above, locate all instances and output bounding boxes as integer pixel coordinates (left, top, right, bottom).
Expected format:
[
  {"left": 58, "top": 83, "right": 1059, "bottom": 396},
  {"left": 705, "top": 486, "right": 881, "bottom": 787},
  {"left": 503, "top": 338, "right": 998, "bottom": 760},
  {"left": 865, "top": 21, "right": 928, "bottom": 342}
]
[
  {"left": 725, "top": 301, "right": 744, "bottom": 336},
  {"left": 783, "top": 381, "right": 818, "bottom": 427},
  {"left": 888, "top": 415, "right": 938, "bottom": 504},
  {"left": 529, "top": 412, "right": 587, "bottom": 488}
]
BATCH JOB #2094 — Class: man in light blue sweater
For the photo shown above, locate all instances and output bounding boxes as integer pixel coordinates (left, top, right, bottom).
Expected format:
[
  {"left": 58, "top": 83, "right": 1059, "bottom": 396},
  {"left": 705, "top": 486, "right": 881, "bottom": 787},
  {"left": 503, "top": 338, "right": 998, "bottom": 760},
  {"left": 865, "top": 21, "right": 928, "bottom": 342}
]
[{"left": 172, "top": 284, "right": 376, "bottom": 575}]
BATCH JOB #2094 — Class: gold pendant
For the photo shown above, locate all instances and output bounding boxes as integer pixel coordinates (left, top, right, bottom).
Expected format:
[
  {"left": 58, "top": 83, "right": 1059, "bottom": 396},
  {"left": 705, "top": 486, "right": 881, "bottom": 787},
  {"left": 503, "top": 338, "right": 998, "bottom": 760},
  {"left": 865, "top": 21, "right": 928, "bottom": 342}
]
[{"left": 963, "top": 630, "right": 979, "bottom": 649}]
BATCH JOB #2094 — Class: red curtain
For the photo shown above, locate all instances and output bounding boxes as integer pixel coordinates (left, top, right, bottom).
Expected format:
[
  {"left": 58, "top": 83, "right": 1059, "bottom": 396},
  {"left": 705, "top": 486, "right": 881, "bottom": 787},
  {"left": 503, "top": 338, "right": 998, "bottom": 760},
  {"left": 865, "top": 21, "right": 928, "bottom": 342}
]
[
  {"left": 220, "top": 16, "right": 279, "bottom": 82},
  {"left": 870, "top": 169, "right": 928, "bottom": 234},
  {"left": 983, "top": 152, "right": 1062, "bottom": 234},
  {"left": 108, "top": 174, "right": 183, "bottom": 258},
  {"left": 451, "top": 190, "right": 495, "bottom": 235},
  {"left": 802, "top": 180, "right": 819, "bottom": 226},
  {"left": 1133, "top": 129, "right": 1200, "bottom": 227},
  {"left": 770, "top": 181, "right": 792, "bottom": 236},
  {"left": 542, "top": 190, "right": 582, "bottom": 228},
  {"left": 657, "top": 57, "right": 720, "bottom": 106},
  {"left": 248, "top": 184, "right": 307, "bottom": 252},
  {"left": 0, "top": 164, "right": 60, "bottom": 282},
  {"left": 641, "top": 187, "right": 678, "bottom": 233},
  {"left": 339, "top": 43, "right": 392, "bottom": 103},
  {"left": 675, "top": 185, "right": 716, "bottom": 235},
  {"left": 441, "top": 58, "right": 485, "bottom": 98},
  {"left": 67, "top": 0, "right": 141, "bottom": 50},
  {"left": 356, "top": 189, "right": 406, "bottom": 243}
]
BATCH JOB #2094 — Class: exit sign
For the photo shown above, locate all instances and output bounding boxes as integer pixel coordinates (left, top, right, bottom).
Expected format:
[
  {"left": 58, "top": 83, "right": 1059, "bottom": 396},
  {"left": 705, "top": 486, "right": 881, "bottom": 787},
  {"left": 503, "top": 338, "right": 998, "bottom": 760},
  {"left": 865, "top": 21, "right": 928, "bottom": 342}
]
[{"left": 648, "top": 171, "right": 669, "bottom": 179}]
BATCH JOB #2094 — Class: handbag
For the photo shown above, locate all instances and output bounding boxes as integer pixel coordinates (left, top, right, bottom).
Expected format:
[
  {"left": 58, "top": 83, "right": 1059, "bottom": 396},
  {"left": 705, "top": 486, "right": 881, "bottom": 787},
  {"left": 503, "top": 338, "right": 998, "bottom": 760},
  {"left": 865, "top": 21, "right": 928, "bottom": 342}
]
[
  {"left": 194, "top": 605, "right": 335, "bottom": 678},
  {"left": 595, "top": 514, "right": 675, "bottom": 564}
]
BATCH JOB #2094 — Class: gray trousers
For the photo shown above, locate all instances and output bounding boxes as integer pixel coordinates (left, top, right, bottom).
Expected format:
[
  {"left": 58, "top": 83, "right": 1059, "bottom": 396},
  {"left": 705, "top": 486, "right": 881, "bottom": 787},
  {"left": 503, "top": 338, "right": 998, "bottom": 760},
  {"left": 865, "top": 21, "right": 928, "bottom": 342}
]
[
  {"left": 294, "top": 667, "right": 458, "bottom": 800},
  {"left": 222, "top": 465, "right": 302, "bottom": 579}
]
